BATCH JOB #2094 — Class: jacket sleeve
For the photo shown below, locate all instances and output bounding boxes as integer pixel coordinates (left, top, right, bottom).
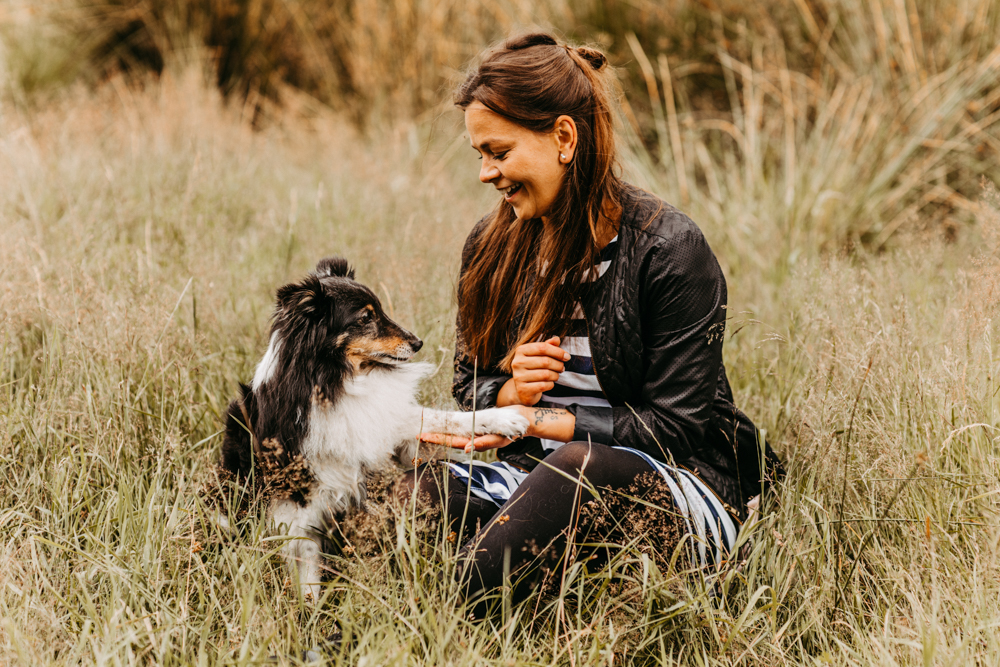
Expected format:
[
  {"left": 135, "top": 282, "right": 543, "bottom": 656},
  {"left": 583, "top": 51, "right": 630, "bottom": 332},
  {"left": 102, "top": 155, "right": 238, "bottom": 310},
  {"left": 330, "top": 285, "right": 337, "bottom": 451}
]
[
  {"left": 609, "top": 229, "right": 727, "bottom": 463},
  {"left": 452, "top": 355, "right": 510, "bottom": 410},
  {"left": 451, "top": 218, "right": 512, "bottom": 411}
]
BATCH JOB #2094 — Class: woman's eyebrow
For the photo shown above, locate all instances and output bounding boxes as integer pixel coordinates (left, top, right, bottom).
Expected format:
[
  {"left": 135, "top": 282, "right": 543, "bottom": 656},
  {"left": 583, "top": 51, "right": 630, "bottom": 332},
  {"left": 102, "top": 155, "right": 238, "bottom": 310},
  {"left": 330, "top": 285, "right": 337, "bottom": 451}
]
[{"left": 471, "top": 138, "right": 511, "bottom": 152}]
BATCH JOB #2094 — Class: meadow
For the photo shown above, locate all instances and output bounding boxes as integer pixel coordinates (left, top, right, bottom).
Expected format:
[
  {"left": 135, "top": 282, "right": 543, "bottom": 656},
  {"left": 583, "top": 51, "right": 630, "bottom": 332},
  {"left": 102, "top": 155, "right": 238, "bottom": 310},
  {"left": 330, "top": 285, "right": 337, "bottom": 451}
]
[{"left": 2, "top": 0, "right": 1000, "bottom": 664}]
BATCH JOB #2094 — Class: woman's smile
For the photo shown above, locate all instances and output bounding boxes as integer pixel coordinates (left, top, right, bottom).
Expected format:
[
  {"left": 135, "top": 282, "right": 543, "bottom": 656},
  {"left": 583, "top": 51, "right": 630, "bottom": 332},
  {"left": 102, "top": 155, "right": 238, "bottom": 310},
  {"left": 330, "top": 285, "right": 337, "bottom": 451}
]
[
  {"left": 464, "top": 101, "right": 569, "bottom": 222},
  {"left": 501, "top": 183, "right": 522, "bottom": 200}
]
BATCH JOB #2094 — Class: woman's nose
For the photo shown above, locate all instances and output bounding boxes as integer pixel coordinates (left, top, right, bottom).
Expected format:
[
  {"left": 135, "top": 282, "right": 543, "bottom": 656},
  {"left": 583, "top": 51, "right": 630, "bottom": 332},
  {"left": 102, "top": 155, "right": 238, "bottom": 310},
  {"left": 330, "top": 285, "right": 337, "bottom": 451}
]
[{"left": 479, "top": 160, "right": 499, "bottom": 183}]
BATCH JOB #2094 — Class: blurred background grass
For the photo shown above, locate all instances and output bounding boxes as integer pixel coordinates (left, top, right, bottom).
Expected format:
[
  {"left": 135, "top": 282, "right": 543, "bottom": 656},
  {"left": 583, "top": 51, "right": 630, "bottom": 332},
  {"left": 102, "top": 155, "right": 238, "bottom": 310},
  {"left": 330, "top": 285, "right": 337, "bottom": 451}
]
[
  {"left": 1, "top": 0, "right": 1000, "bottom": 664},
  {"left": 6, "top": 0, "right": 1000, "bottom": 255}
]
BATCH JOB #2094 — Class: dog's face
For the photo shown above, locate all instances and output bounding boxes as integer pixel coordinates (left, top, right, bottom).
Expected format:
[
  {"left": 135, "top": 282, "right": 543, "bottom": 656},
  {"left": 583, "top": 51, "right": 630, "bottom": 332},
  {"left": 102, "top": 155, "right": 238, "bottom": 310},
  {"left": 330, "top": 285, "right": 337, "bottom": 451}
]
[{"left": 274, "top": 257, "right": 423, "bottom": 372}]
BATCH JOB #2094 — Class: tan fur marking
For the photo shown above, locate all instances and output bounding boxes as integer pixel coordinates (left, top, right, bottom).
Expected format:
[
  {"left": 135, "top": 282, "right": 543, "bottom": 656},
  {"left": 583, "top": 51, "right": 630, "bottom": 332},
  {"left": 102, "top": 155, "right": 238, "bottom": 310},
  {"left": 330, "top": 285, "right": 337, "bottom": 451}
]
[
  {"left": 311, "top": 385, "right": 332, "bottom": 407},
  {"left": 347, "top": 336, "right": 407, "bottom": 357},
  {"left": 346, "top": 334, "right": 409, "bottom": 373}
]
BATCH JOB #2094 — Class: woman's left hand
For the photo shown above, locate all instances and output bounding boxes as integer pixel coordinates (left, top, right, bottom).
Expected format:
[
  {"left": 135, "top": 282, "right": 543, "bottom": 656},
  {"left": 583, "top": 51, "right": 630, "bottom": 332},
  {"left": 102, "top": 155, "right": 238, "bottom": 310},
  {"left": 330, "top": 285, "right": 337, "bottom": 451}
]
[{"left": 418, "top": 432, "right": 512, "bottom": 454}]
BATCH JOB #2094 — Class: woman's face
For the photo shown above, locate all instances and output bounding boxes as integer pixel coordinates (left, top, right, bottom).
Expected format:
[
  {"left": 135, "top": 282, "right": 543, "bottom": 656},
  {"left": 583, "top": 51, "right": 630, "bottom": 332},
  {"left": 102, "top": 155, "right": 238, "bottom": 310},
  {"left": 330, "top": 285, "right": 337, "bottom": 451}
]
[{"left": 464, "top": 101, "right": 569, "bottom": 223}]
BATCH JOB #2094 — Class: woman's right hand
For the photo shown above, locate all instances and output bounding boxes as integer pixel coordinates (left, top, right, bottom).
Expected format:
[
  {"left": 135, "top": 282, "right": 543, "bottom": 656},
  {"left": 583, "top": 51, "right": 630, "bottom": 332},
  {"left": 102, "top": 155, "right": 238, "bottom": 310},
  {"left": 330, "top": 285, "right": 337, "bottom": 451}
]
[{"left": 496, "top": 336, "right": 571, "bottom": 407}]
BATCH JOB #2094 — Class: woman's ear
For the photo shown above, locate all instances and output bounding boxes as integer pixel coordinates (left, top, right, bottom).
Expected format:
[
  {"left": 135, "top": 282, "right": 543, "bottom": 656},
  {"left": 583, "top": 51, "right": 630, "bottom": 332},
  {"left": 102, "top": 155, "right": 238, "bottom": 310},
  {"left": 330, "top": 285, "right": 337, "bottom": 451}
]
[{"left": 553, "top": 115, "right": 578, "bottom": 164}]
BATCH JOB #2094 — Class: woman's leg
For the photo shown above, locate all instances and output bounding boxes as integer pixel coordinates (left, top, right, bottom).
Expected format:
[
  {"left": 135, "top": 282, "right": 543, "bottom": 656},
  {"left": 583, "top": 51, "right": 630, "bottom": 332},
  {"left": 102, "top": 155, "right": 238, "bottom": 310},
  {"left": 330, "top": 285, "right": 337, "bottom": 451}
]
[{"left": 456, "top": 442, "right": 681, "bottom": 614}]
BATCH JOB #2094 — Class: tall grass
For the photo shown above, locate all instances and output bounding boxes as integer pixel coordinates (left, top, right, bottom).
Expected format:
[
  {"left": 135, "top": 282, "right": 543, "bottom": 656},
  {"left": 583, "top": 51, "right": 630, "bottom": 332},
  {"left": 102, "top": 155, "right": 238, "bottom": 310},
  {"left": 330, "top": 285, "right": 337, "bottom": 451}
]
[
  {"left": 2, "top": 2, "right": 1000, "bottom": 664},
  {"left": 20, "top": 0, "right": 567, "bottom": 123},
  {"left": 0, "top": 62, "right": 999, "bottom": 664},
  {"left": 8, "top": 0, "right": 997, "bottom": 253},
  {"left": 618, "top": 2, "right": 1000, "bottom": 279}
]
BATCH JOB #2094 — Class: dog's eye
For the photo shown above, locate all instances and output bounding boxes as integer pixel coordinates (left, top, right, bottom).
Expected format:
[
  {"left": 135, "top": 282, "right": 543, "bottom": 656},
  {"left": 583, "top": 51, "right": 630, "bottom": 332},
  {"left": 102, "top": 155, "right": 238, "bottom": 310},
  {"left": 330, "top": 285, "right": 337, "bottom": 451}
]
[{"left": 356, "top": 310, "right": 372, "bottom": 325}]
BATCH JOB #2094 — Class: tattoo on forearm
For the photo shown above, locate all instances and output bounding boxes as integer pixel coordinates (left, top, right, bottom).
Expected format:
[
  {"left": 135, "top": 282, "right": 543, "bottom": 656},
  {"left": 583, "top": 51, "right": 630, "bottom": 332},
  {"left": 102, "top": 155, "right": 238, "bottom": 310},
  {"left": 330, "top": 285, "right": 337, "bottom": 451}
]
[{"left": 533, "top": 408, "right": 564, "bottom": 426}]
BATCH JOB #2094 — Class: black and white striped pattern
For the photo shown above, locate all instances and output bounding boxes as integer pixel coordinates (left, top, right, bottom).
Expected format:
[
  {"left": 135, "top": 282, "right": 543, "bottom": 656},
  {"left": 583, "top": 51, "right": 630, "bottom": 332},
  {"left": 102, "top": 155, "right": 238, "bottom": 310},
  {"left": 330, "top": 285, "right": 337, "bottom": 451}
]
[
  {"left": 534, "top": 236, "right": 618, "bottom": 451},
  {"left": 449, "top": 236, "right": 739, "bottom": 566}
]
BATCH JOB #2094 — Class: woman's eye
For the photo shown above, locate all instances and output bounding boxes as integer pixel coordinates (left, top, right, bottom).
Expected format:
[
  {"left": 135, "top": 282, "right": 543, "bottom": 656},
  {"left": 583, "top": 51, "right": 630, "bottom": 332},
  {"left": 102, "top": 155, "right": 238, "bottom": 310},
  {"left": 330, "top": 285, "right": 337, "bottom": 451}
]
[{"left": 495, "top": 151, "right": 509, "bottom": 161}]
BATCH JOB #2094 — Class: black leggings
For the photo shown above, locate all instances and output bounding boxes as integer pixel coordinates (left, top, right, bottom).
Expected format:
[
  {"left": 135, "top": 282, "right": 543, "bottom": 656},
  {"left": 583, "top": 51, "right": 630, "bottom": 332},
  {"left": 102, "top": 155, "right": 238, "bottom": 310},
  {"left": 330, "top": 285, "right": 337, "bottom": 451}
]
[{"left": 394, "top": 442, "right": 682, "bottom": 615}]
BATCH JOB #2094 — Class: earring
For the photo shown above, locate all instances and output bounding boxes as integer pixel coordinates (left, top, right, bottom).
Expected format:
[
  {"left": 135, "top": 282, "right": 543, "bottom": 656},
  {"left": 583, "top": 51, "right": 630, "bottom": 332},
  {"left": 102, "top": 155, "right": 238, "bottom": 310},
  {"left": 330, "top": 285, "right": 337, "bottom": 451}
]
[{"left": 560, "top": 153, "right": 566, "bottom": 161}]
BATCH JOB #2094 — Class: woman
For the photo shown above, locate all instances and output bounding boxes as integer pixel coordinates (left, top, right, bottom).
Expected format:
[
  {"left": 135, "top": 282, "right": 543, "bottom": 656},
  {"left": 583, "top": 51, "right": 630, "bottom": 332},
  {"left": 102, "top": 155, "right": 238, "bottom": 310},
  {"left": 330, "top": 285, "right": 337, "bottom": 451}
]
[{"left": 403, "top": 32, "right": 783, "bottom": 612}]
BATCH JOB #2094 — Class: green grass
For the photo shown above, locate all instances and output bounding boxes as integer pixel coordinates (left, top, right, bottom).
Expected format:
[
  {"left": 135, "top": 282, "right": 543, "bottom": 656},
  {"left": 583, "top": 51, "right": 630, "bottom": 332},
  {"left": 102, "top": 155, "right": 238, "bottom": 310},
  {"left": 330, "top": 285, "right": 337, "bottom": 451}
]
[{"left": 2, "top": 27, "right": 1000, "bottom": 667}]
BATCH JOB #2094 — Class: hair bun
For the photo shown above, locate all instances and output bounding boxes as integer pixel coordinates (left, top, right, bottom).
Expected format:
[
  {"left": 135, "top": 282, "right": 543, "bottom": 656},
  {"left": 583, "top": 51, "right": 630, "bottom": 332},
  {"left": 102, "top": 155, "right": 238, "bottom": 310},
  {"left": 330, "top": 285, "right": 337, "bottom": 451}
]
[
  {"left": 574, "top": 46, "right": 608, "bottom": 71},
  {"left": 506, "top": 33, "right": 559, "bottom": 50}
]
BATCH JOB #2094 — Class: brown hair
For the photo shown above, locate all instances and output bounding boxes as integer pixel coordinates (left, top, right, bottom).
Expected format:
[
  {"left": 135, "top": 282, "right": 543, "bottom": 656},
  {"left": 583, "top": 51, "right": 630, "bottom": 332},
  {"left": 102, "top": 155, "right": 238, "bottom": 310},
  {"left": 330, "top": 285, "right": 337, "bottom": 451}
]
[{"left": 455, "top": 32, "right": 623, "bottom": 370}]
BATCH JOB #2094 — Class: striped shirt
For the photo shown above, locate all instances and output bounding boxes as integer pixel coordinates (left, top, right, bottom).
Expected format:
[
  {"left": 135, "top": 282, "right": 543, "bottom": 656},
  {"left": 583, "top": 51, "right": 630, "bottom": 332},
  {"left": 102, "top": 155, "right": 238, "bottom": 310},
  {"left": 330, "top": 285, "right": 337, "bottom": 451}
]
[{"left": 535, "top": 236, "right": 618, "bottom": 451}]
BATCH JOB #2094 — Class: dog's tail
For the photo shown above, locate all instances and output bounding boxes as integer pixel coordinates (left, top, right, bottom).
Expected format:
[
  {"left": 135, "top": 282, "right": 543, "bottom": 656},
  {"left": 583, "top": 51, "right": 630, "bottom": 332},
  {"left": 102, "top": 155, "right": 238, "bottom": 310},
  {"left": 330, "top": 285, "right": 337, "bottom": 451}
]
[
  {"left": 221, "top": 383, "right": 257, "bottom": 480},
  {"left": 208, "top": 384, "right": 260, "bottom": 535}
]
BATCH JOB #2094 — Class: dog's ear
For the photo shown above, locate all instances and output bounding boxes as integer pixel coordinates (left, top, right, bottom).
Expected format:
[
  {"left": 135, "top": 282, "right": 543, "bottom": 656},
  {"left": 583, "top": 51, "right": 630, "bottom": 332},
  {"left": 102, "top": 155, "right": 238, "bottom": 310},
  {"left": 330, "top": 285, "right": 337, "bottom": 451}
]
[
  {"left": 315, "top": 257, "right": 354, "bottom": 280},
  {"left": 276, "top": 276, "right": 324, "bottom": 315}
]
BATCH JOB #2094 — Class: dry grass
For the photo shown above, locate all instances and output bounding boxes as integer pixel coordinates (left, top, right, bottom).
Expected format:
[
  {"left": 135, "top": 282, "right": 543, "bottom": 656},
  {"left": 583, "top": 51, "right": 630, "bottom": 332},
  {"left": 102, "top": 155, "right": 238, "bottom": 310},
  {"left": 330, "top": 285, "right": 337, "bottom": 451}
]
[
  {"left": 3, "top": 0, "right": 998, "bottom": 250},
  {"left": 6, "top": 0, "right": 1000, "bottom": 249},
  {"left": 1, "top": 3, "right": 1000, "bottom": 664},
  {"left": 12, "top": 0, "right": 568, "bottom": 123},
  {"left": 620, "top": 0, "right": 1000, "bottom": 272}
]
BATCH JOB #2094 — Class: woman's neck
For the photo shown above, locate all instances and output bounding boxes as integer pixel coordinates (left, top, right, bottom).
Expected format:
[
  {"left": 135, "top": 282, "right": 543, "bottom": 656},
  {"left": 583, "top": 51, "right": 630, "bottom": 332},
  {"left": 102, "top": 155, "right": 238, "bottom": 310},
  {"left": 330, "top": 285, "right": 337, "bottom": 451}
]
[
  {"left": 538, "top": 199, "right": 621, "bottom": 249},
  {"left": 596, "top": 198, "right": 622, "bottom": 248}
]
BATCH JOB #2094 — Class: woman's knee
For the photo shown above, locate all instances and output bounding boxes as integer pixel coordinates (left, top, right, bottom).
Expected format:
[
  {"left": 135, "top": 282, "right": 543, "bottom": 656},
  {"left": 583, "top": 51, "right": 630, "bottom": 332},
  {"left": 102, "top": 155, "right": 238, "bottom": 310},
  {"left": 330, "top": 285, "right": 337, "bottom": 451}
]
[
  {"left": 542, "top": 443, "right": 661, "bottom": 495},
  {"left": 543, "top": 442, "right": 606, "bottom": 476}
]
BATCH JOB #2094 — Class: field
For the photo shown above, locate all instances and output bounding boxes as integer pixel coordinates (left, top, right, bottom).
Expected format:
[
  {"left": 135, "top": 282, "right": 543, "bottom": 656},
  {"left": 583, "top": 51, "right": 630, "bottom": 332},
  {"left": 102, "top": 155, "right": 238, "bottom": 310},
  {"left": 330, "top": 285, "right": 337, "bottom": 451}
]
[{"left": 2, "top": 1, "right": 1000, "bottom": 665}]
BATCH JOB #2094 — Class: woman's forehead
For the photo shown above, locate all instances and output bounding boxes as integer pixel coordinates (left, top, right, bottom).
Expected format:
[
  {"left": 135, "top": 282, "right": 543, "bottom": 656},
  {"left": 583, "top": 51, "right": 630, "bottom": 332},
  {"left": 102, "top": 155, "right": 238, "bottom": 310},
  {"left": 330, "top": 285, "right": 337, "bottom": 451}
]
[{"left": 465, "top": 102, "right": 533, "bottom": 146}]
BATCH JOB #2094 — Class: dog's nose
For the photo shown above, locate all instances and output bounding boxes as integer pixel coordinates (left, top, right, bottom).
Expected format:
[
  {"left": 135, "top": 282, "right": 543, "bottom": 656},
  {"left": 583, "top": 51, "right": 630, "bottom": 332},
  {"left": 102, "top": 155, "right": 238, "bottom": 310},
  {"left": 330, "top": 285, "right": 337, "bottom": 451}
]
[{"left": 411, "top": 338, "right": 423, "bottom": 353}]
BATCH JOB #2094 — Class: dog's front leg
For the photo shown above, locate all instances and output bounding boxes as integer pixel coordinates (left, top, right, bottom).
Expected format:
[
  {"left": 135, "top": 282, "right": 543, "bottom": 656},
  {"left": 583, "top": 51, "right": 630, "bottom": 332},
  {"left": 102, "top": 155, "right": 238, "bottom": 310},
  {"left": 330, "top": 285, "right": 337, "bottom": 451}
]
[
  {"left": 420, "top": 407, "right": 529, "bottom": 440},
  {"left": 271, "top": 500, "right": 325, "bottom": 601}
]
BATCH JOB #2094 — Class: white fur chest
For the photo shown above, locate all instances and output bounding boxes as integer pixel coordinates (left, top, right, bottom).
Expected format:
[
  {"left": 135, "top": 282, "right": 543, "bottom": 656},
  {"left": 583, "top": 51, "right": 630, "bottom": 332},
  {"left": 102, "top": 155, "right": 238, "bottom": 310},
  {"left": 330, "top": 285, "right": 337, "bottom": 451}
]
[{"left": 299, "top": 363, "right": 430, "bottom": 499}]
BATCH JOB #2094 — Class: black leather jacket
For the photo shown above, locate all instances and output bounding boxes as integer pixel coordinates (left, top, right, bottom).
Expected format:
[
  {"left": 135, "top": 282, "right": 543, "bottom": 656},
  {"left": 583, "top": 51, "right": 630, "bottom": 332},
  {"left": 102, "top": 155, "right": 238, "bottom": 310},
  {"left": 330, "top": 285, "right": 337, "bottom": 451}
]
[{"left": 452, "top": 184, "right": 783, "bottom": 518}]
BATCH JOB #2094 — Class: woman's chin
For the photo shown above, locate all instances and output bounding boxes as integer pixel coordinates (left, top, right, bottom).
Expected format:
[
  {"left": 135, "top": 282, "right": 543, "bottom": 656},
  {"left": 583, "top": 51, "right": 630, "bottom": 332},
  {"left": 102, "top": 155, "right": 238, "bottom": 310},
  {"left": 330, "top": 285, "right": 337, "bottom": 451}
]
[
  {"left": 510, "top": 206, "right": 537, "bottom": 222},
  {"left": 506, "top": 196, "right": 533, "bottom": 221}
]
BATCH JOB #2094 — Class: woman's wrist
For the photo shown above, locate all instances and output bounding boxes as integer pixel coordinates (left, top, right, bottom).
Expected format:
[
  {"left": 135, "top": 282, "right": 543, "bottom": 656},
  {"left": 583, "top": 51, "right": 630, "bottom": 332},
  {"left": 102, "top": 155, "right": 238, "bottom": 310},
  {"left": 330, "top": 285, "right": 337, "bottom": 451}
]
[
  {"left": 496, "top": 378, "right": 518, "bottom": 407},
  {"left": 518, "top": 405, "right": 575, "bottom": 442}
]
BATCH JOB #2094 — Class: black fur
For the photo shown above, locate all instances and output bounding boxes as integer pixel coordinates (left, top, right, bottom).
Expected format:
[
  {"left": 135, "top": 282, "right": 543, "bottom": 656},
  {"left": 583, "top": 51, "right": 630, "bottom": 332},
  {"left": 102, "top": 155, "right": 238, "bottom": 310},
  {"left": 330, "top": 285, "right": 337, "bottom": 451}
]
[{"left": 221, "top": 383, "right": 257, "bottom": 478}]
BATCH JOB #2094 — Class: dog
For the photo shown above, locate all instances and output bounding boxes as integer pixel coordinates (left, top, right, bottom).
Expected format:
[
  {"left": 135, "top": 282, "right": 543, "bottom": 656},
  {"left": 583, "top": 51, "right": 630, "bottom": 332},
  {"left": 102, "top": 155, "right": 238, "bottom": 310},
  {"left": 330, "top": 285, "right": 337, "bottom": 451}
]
[{"left": 218, "top": 257, "right": 528, "bottom": 600}]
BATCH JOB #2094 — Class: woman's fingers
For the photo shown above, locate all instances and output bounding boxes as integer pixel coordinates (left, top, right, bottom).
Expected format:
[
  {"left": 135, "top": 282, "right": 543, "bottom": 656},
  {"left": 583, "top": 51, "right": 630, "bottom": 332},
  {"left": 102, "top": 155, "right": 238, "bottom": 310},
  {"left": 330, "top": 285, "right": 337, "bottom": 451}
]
[
  {"left": 418, "top": 433, "right": 511, "bottom": 453},
  {"left": 517, "top": 381, "right": 555, "bottom": 405},
  {"left": 518, "top": 340, "right": 571, "bottom": 362},
  {"left": 418, "top": 433, "right": 469, "bottom": 448},
  {"left": 465, "top": 435, "right": 511, "bottom": 452},
  {"left": 513, "top": 355, "right": 565, "bottom": 373},
  {"left": 506, "top": 337, "right": 569, "bottom": 406},
  {"left": 516, "top": 369, "right": 561, "bottom": 383}
]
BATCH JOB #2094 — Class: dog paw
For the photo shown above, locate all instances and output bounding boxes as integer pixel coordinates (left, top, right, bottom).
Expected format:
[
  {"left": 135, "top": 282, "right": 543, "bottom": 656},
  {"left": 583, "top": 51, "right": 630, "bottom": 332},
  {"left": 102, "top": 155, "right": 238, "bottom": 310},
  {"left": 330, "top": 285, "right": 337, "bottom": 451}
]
[
  {"left": 302, "top": 583, "right": 322, "bottom": 603},
  {"left": 472, "top": 408, "right": 529, "bottom": 439}
]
